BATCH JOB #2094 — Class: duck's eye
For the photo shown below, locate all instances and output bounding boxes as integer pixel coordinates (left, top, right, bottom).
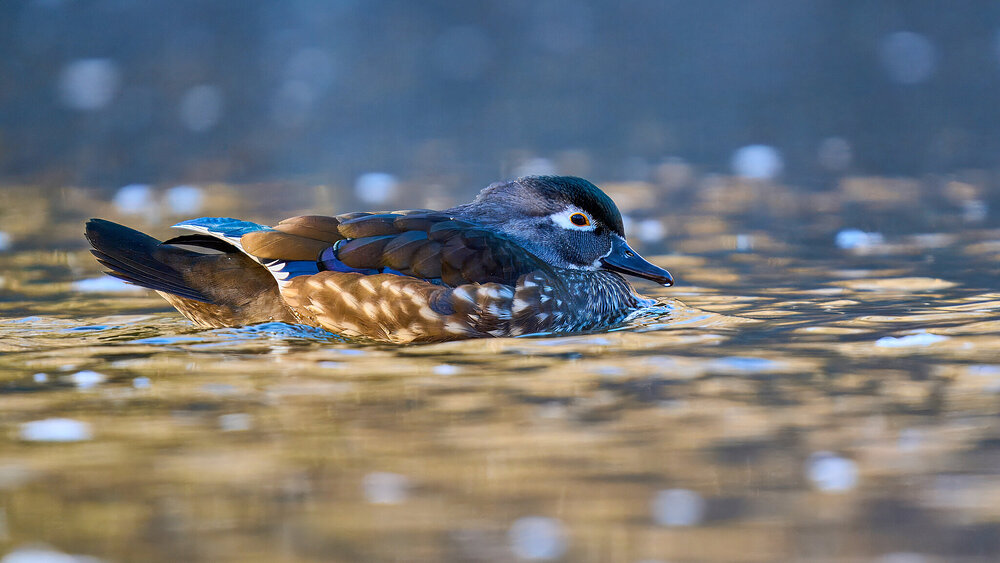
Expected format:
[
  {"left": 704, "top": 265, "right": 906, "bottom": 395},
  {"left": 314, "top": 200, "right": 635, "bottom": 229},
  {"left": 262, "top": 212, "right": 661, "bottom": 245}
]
[{"left": 570, "top": 213, "right": 590, "bottom": 227}]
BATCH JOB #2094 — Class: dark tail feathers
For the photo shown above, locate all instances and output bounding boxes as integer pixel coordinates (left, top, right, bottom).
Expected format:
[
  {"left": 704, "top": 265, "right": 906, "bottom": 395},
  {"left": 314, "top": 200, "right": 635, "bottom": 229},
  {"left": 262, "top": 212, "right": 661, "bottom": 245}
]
[{"left": 85, "top": 218, "right": 213, "bottom": 302}]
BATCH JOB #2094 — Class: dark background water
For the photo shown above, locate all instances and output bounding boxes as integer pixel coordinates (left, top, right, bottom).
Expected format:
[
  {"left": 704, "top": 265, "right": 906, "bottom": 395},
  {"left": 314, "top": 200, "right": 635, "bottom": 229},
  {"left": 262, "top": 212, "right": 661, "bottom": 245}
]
[{"left": 3, "top": 0, "right": 1000, "bottom": 190}]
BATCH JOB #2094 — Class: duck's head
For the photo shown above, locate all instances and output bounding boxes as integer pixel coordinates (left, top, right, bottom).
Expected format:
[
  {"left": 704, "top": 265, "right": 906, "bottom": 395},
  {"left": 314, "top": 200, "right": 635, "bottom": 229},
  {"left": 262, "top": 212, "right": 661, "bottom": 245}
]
[{"left": 453, "top": 175, "right": 674, "bottom": 286}]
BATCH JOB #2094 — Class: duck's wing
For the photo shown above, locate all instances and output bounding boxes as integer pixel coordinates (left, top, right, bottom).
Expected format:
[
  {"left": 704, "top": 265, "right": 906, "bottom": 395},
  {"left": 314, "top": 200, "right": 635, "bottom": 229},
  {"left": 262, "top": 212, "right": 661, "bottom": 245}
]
[
  {"left": 235, "top": 211, "right": 550, "bottom": 288},
  {"left": 166, "top": 212, "right": 562, "bottom": 341}
]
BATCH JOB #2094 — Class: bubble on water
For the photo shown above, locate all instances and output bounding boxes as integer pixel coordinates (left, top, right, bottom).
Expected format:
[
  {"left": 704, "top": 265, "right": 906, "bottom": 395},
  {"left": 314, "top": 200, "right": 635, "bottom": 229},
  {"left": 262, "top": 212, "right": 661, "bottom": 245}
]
[
  {"left": 731, "top": 145, "right": 783, "bottom": 180},
  {"left": 164, "top": 185, "right": 205, "bottom": 215},
  {"left": 651, "top": 488, "right": 706, "bottom": 526},
  {"left": 835, "top": 229, "right": 885, "bottom": 250},
  {"left": 432, "top": 25, "right": 492, "bottom": 81},
  {"left": 19, "top": 418, "right": 93, "bottom": 442},
  {"left": 72, "top": 276, "right": 141, "bottom": 294},
  {"left": 57, "top": 58, "right": 121, "bottom": 110},
  {"left": 879, "top": 31, "right": 937, "bottom": 85},
  {"left": 179, "top": 85, "right": 223, "bottom": 132},
  {"left": 355, "top": 172, "right": 398, "bottom": 204},
  {"left": 132, "top": 377, "right": 151, "bottom": 389},
  {"left": 32, "top": 373, "right": 48, "bottom": 383},
  {"left": 818, "top": 137, "right": 853, "bottom": 171},
  {"left": 433, "top": 364, "right": 461, "bottom": 376},
  {"left": 508, "top": 516, "right": 567, "bottom": 560},
  {"left": 515, "top": 158, "right": 557, "bottom": 177},
  {"left": 112, "top": 184, "right": 155, "bottom": 215},
  {"left": 636, "top": 219, "right": 666, "bottom": 243},
  {"left": 219, "top": 413, "right": 252, "bottom": 432},
  {"left": 68, "top": 370, "right": 106, "bottom": 388},
  {"left": 875, "top": 331, "right": 948, "bottom": 348},
  {"left": 362, "top": 472, "right": 410, "bottom": 504},
  {"left": 806, "top": 451, "right": 858, "bottom": 492}
]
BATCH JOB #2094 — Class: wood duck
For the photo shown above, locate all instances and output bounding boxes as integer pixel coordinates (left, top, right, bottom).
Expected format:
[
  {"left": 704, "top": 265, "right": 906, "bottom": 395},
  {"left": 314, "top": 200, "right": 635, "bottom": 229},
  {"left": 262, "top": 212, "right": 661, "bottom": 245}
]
[{"left": 85, "top": 176, "right": 673, "bottom": 343}]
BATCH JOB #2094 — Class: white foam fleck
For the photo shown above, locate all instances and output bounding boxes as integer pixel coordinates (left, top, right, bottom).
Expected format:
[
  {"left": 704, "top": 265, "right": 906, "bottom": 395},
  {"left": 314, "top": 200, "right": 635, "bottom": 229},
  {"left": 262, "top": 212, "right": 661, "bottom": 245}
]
[
  {"left": 835, "top": 229, "right": 885, "bottom": 250},
  {"left": 875, "top": 331, "right": 948, "bottom": 348},
  {"left": 32, "top": 373, "right": 48, "bottom": 383},
  {"left": 876, "top": 553, "right": 929, "bottom": 563},
  {"left": 132, "top": 377, "right": 151, "bottom": 389},
  {"left": 67, "top": 370, "right": 106, "bottom": 388},
  {"left": 651, "top": 488, "right": 706, "bottom": 526},
  {"left": 731, "top": 144, "right": 783, "bottom": 180},
  {"left": 285, "top": 47, "right": 337, "bottom": 92},
  {"left": 806, "top": 451, "right": 858, "bottom": 492},
  {"left": 178, "top": 84, "right": 223, "bottom": 132},
  {"left": 0, "top": 232, "right": 11, "bottom": 252},
  {"left": 218, "top": 413, "right": 252, "bottom": 432},
  {"left": 57, "top": 58, "right": 120, "bottom": 110},
  {"left": 72, "top": 276, "right": 142, "bottom": 294},
  {"left": 962, "top": 200, "right": 988, "bottom": 222},
  {"left": 362, "top": 472, "right": 410, "bottom": 505},
  {"left": 271, "top": 79, "right": 316, "bottom": 128},
  {"left": 164, "top": 185, "right": 204, "bottom": 215},
  {"left": 879, "top": 31, "right": 937, "bottom": 85},
  {"left": 508, "top": 516, "right": 567, "bottom": 560},
  {"left": 19, "top": 418, "right": 93, "bottom": 442},
  {"left": 1, "top": 547, "right": 104, "bottom": 563},
  {"left": 514, "top": 157, "right": 557, "bottom": 177},
  {"left": 432, "top": 364, "right": 461, "bottom": 376},
  {"left": 112, "top": 184, "right": 154, "bottom": 215},
  {"left": 818, "top": 137, "right": 853, "bottom": 171},
  {"left": 636, "top": 219, "right": 666, "bottom": 243},
  {"left": 354, "top": 172, "right": 398, "bottom": 204}
]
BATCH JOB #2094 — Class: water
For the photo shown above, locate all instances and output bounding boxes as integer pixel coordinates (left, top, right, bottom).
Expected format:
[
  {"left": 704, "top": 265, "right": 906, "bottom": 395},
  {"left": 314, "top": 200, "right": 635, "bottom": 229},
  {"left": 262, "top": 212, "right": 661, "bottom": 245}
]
[{"left": 1, "top": 179, "right": 999, "bottom": 562}]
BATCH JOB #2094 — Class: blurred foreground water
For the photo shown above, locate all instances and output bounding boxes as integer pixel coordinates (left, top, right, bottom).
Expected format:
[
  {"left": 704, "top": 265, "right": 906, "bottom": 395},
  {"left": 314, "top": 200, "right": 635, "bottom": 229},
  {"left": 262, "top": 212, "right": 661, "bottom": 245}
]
[{"left": 1, "top": 175, "right": 1000, "bottom": 562}]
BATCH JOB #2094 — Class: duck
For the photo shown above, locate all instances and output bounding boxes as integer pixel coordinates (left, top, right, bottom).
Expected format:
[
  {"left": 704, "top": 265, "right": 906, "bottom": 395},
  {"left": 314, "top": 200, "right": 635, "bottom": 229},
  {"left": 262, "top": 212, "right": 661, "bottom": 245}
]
[{"left": 85, "top": 175, "right": 673, "bottom": 343}]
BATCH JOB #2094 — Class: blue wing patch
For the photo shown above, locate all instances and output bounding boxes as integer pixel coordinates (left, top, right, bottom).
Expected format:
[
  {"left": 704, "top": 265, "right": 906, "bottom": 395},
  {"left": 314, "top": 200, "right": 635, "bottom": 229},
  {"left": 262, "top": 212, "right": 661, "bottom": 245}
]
[{"left": 173, "top": 217, "right": 273, "bottom": 245}]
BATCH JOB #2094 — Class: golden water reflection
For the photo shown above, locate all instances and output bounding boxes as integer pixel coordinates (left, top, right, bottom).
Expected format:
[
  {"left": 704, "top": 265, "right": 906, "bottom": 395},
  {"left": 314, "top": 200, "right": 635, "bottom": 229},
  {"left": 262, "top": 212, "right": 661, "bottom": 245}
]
[{"left": 1, "top": 179, "right": 1000, "bottom": 562}]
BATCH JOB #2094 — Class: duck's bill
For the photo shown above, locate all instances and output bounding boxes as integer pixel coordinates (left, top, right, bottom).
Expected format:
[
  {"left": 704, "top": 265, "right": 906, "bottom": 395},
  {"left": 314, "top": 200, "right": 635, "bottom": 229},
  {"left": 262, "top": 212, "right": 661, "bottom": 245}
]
[{"left": 600, "top": 237, "right": 674, "bottom": 286}]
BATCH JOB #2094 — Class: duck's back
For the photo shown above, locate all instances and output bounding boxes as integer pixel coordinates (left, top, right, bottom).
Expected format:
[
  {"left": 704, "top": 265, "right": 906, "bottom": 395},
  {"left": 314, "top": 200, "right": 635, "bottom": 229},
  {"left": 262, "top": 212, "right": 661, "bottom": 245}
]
[{"left": 86, "top": 210, "right": 650, "bottom": 343}]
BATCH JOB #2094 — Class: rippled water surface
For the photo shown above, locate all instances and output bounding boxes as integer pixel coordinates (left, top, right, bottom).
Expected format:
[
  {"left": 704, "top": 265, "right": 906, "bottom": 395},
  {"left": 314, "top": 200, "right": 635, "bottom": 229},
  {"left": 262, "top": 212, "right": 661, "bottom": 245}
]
[{"left": 2, "top": 179, "right": 1000, "bottom": 562}]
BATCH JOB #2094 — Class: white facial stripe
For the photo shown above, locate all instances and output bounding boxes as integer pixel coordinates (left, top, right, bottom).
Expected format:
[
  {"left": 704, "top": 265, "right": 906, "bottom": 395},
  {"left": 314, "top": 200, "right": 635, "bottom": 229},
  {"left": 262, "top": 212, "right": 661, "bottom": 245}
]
[{"left": 548, "top": 205, "right": 596, "bottom": 231}]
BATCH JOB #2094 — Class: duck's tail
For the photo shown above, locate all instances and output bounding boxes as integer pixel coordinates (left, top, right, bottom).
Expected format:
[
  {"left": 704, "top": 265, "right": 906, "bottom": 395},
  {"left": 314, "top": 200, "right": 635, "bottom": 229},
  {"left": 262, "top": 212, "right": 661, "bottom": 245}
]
[{"left": 84, "top": 219, "right": 296, "bottom": 327}]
